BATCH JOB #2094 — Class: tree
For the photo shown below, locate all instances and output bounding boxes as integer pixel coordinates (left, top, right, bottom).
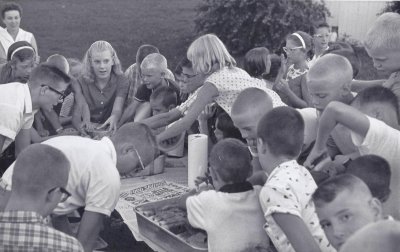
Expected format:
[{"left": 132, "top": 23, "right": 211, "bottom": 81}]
[{"left": 195, "top": 0, "right": 330, "bottom": 55}]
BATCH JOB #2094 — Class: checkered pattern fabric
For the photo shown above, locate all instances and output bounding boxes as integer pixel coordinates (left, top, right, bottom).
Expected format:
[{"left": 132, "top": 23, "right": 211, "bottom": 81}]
[{"left": 0, "top": 211, "right": 83, "bottom": 252}]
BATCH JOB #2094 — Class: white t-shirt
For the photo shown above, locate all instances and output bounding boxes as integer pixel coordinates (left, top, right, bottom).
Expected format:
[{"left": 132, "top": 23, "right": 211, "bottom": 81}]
[
  {"left": 206, "top": 66, "right": 286, "bottom": 115},
  {"left": 351, "top": 116, "right": 400, "bottom": 219},
  {"left": 187, "top": 186, "right": 270, "bottom": 252},
  {"left": 259, "top": 160, "right": 334, "bottom": 252},
  {"left": 1, "top": 136, "right": 121, "bottom": 216},
  {"left": 0, "top": 82, "right": 35, "bottom": 153}
]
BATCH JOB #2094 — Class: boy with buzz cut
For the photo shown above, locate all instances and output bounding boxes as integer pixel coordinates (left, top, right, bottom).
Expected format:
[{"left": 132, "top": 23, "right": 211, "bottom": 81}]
[
  {"left": 305, "top": 86, "right": 400, "bottom": 219},
  {"left": 340, "top": 220, "right": 400, "bottom": 252},
  {"left": 185, "top": 138, "right": 270, "bottom": 252},
  {"left": 346, "top": 154, "right": 392, "bottom": 203},
  {"left": 312, "top": 174, "right": 384, "bottom": 251},
  {"left": 149, "top": 86, "right": 178, "bottom": 115},
  {"left": 256, "top": 106, "right": 333, "bottom": 252},
  {"left": 119, "top": 53, "right": 180, "bottom": 125}
]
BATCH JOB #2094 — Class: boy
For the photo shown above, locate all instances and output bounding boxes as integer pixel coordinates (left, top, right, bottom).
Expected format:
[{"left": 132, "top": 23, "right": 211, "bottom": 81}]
[
  {"left": 352, "top": 12, "right": 400, "bottom": 110},
  {"left": 149, "top": 86, "right": 178, "bottom": 115},
  {"left": 257, "top": 107, "right": 333, "bottom": 252},
  {"left": 346, "top": 155, "right": 391, "bottom": 203},
  {"left": 312, "top": 174, "right": 383, "bottom": 250},
  {"left": 0, "top": 63, "right": 70, "bottom": 156},
  {"left": 305, "top": 86, "right": 400, "bottom": 219},
  {"left": 307, "top": 54, "right": 358, "bottom": 161},
  {"left": 0, "top": 144, "right": 83, "bottom": 251},
  {"left": 0, "top": 123, "right": 158, "bottom": 252},
  {"left": 185, "top": 138, "right": 270, "bottom": 252},
  {"left": 340, "top": 220, "right": 400, "bottom": 252},
  {"left": 119, "top": 53, "right": 180, "bottom": 125}
]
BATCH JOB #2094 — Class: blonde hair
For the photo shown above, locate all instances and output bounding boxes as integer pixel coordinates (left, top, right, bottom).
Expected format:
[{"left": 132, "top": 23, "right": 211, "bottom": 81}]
[
  {"left": 140, "top": 53, "right": 168, "bottom": 73},
  {"left": 187, "top": 34, "right": 236, "bottom": 74},
  {"left": 364, "top": 12, "right": 400, "bottom": 51},
  {"left": 81, "top": 40, "right": 123, "bottom": 82}
]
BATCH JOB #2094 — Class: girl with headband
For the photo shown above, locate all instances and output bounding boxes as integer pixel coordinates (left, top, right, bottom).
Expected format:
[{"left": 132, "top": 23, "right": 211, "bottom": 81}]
[
  {"left": 0, "top": 40, "right": 35, "bottom": 84},
  {"left": 274, "top": 31, "right": 313, "bottom": 108}
]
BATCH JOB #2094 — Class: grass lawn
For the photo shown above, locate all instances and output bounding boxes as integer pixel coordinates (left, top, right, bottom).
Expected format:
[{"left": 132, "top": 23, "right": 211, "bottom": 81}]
[{"left": 6, "top": 0, "right": 200, "bottom": 69}]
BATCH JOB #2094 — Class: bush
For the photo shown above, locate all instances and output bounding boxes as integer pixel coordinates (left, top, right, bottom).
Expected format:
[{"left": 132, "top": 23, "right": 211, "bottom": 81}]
[
  {"left": 195, "top": 0, "right": 330, "bottom": 55},
  {"left": 382, "top": 1, "right": 400, "bottom": 14}
]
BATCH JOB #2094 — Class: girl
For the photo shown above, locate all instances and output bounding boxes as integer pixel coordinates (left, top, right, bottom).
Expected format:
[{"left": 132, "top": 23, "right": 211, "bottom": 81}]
[
  {"left": 274, "top": 31, "right": 312, "bottom": 108},
  {"left": 73, "top": 40, "right": 128, "bottom": 133},
  {"left": 156, "top": 34, "right": 284, "bottom": 145},
  {"left": 243, "top": 47, "right": 273, "bottom": 89},
  {"left": 0, "top": 40, "right": 34, "bottom": 84},
  {"left": 0, "top": 2, "right": 39, "bottom": 64},
  {"left": 309, "top": 23, "right": 331, "bottom": 67}
]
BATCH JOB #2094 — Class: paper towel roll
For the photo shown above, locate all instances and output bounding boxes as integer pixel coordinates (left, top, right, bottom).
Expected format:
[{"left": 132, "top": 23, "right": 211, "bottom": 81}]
[{"left": 188, "top": 134, "right": 208, "bottom": 188}]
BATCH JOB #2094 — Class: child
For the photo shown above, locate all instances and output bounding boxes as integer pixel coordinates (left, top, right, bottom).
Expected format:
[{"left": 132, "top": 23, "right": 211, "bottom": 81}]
[
  {"left": 0, "top": 41, "right": 35, "bottom": 84},
  {"left": 185, "top": 138, "right": 270, "bottom": 252},
  {"left": 346, "top": 155, "right": 391, "bottom": 203},
  {"left": 243, "top": 47, "right": 273, "bottom": 89},
  {"left": 257, "top": 106, "right": 333, "bottom": 252},
  {"left": 125, "top": 44, "right": 159, "bottom": 105},
  {"left": 119, "top": 53, "right": 179, "bottom": 125},
  {"left": 73, "top": 40, "right": 128, "bottom": 134},
  {"left": 340, "top": 220, "right": 400, "bottom": 252},
  {"left": 274, "top": 31, "right": 312, "bottom": 108},
  {"left": 312, "top": 174, "right": 383, "bottom": 250},
  {"left": 305, "top": 86, "right": 400, "bottom": 219},
  {"left": 307, "top": 54, "right": 359, "bottom": 162},
  {"left": 149, "top": 86, "right": 178, "bottom": 116},
  {"left": 156, "top": 34, "right": 285, "bottom": 146},
  {"left": 309, "top": 23, "right": 331, "bottom": 67}
]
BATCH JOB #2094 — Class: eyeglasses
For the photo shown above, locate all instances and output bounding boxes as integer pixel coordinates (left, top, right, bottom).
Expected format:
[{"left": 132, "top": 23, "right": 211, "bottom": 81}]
[
  {"left": 41, "top": 85, "right": 67, "bottom": 101},
  {"left": 134, "top": 148, "right": 146, "bottom": 171},
  {"left": 181, "top": 72, "right": 198, "bottom": 79},
  {"left": 49, "top": 187, "right": 71, "bottom": 202},
  {"left": 283, "top": 46, "right": 303, "bottom": 53}
]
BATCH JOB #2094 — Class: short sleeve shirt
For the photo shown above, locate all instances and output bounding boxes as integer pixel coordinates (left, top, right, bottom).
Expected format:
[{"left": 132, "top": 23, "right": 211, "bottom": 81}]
[
  {"left": 0, "top": 82, "right": 35, "bottom": 153},
  {"left": 1, "top": 136, "right": 121, "bottom": 216},
  {"left": 78, "top": 74, "right": 128, "bottom": 124},
  {"left": 205, "top": 67, "right": 286, "bottom": 115},
  {"left": 259, "top": 160, "right": 334, "bottom": 252},
  {"left": 383, "top": 71, "right": 400, "bottom": 111},
  {"left": 351, "top": 116, "right": 400, "bottom": 219},
  {"left": 134, "top": 78, "right": 181, "bottom": 104}
]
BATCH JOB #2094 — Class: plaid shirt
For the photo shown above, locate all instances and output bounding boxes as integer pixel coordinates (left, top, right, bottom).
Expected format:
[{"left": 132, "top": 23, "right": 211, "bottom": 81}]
[{"left": 0, "top": 211, "right": 84, "bottom": 252}]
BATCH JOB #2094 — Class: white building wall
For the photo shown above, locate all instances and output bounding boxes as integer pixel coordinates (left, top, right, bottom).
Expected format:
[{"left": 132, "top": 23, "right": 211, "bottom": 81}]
[{"left": 325, "top": 1, "right": 388, "bottom": 41}]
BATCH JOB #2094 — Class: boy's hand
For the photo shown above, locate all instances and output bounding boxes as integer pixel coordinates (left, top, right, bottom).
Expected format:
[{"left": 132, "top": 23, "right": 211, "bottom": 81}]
[
  {"left": 198, "top": 103, "right": 216, "bottom": 122},
  {"left": 274, "top": 79, "right": 291, "bottom": 94},
  {"left": 304, "top": 147, "right": 329, "bottom": 170},
  {"left": 38, "top": 129, "right": 50, "bottom": 137}
]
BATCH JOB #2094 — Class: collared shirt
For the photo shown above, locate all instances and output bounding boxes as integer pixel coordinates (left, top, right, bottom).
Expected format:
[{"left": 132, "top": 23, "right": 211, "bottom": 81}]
[
  {"left": 78, "top": 74, "right": 128, "bottom": 124},
  {"left": 1, "top": 136, "right": 120, "bottom": 216},
  {"left": 0, "top": 210, "right": 83, "bottom": 251},
  {"left": 0, "top": 82, "right": 34, "bottom": 153}
]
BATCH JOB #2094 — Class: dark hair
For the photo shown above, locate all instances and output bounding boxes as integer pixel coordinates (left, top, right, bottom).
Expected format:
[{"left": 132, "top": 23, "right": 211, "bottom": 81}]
[
  {"left": 1, "top": 2, "right": 22, "bottom": 19},
  {"left": 174, "top": 57, "right": 192, "bottom": 75},
  {"left": 209, "top": 138, "right": 252, "bottom": 183},
  {"left": 264, "top": 54, "right": 281, "bottom": 81},
  {"left": 353, "top": 86, "right": 399, "bottom": 120},
  {"left": 150, "top": 86, "right": 177, "bottom": 108},
  {"left": 216, "top": 111, "right": 244, "bottom": 141},
  {"left": 346, "top": 155, "right": 391, "bottom": 202},
  {"left": 286, "top": 31, "right": 313, "bottom": 54},
  {"left": 310, "top": 22, "right": 330, "bottom": 36},
  {"left": 136, "top": 44, "right": 159, "bottom": 65},
  {"left": 313, "top": 174, "right": 370, "bottom": 207},
  {"left": 244, "top": 47, "right": 270, "bottom": 78},
  {"left": 30, "top": 63, "right": 71, "bottom": 86},
  {"left": 257, "top": 107, "right": 304, "bottom": 158}
]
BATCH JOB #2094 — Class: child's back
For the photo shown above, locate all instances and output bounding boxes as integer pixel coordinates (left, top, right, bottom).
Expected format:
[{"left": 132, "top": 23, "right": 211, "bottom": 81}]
[{"left": 186, "top": 139, "right": 270, "bottom": 252}]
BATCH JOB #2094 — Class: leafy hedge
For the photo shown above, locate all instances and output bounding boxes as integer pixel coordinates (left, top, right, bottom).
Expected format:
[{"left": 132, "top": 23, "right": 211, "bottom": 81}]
[{"left": 195, "top": 0, "right": 330, "bottom": 55}]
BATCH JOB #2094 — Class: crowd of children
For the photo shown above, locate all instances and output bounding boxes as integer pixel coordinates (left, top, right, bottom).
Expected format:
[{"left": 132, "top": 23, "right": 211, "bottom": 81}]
[{"left": 0, "top": 1, "right": 399, "bottom": 251}]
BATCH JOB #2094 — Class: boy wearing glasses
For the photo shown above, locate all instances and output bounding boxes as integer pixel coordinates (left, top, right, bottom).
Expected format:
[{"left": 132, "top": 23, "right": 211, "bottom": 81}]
[
  {"left": 309, "top": 23, "right": 331, "bottom": 67},
  {"left": 0, "top": 63, "right": 70, "bottom": 158},
  {"left": 0, "top": 144, "right": 84, "bottom": 251},
  {"left": 1, "top": 122, "right": 157, "bottom": 252}
]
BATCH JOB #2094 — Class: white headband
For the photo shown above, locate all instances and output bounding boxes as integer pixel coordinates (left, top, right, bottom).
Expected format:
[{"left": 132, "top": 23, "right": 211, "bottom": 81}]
[
  {"left": 10, "top": 46, "right": 34, "bottom": 60},
  {"left": 292, "top": 33, "right": 306, "bottom": 49}
]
